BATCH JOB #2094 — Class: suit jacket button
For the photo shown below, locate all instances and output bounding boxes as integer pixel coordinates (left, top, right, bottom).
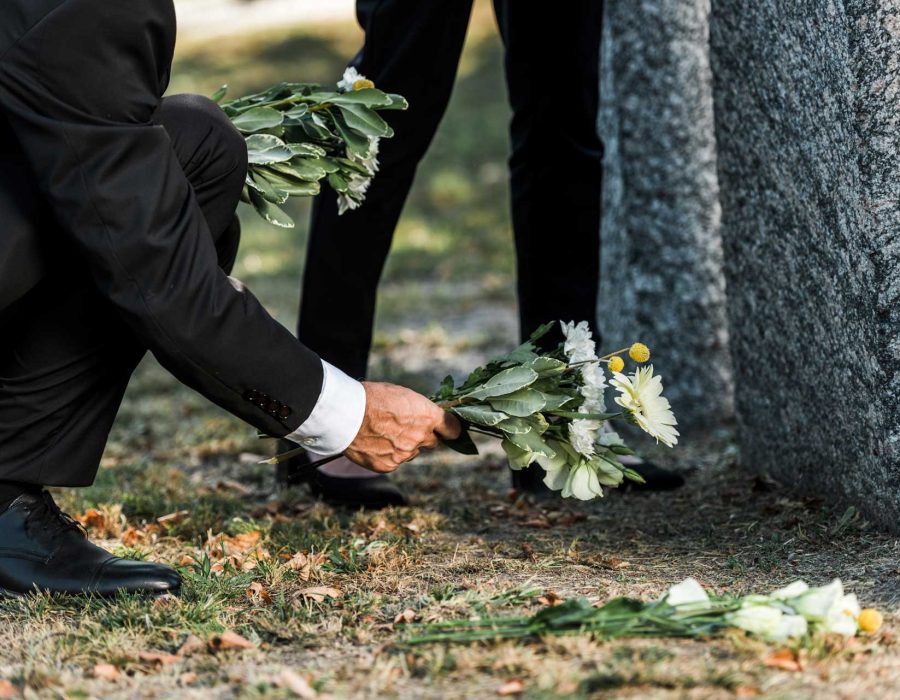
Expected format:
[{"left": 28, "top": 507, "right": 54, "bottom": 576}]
[
  {"left": 266, "top": 400, "right": 280, "bottom": 414},
  {"left": 243, "top": 389, "right": 258, "bottom": 401},
  {"left": 278, "top": 405, "right": 292, "bottom": 419}
]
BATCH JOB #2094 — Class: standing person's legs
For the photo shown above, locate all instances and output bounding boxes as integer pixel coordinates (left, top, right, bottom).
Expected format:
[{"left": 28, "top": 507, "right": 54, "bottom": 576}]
[
  {"left": 298, "top": 0, "right": 475, "bottom": 378},
  {"left": 493, "top": 0, "right": 603, "bottom": 349},
  {"left": 287, "top": 0, "right": 473, "bottom": 500},
  {"left": 0, "top": 94, "right": 247, "bottom": 497}
]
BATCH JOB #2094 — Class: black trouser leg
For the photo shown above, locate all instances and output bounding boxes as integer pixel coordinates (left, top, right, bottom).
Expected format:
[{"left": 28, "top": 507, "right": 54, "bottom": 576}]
[
  {"left": 298, "top": 0, "right": 474, "bottom": 379},
  {"left": 493, "top": 0, "right": 603, "bottom": 347},
  {"left": 0, "top": 95, "right": 247, "bottom": 487}
]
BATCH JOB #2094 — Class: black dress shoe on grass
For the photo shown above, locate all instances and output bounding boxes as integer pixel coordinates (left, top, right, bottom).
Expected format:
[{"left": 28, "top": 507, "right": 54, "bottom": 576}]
[
  {"left": 0, "top": 492, "right": 181, "bottom": 597},
  {"left": 622, "top": 460, "right": 685, "bottom": 491},
  {"left": 276, "top": 441, "right": 407, "bottom": 510}
]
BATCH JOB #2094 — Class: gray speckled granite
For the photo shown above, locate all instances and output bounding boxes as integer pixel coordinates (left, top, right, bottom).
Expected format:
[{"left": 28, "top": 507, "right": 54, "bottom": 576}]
[
  {"left": 709, "top": 0, "right": 900, "bottom": 529},
  {"left": 598, "top": 0, "right": 734, "bottom": 428}
]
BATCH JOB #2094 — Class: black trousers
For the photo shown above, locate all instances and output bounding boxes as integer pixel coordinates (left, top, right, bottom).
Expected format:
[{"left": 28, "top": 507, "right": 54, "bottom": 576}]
[
  {"left": 0, "top": 95, "right": 247, "bottom": 487},
  {"left": 298, "top": 0, "right": 603, "bottom": 379}
]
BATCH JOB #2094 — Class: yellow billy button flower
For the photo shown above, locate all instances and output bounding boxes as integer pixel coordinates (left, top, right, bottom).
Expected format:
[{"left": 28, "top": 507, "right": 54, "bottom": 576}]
[
  {"left": 608, "top": 356, "right": 625, "bottom": 373},
  {"left": 352, "top": 78, "right": 375, "bottom": 90},
  {"left": 858, "top": 608, "right": 883, "bottom": 633},
  {"left": 629, "top": 342, "right": 650, "bottom": 363}
]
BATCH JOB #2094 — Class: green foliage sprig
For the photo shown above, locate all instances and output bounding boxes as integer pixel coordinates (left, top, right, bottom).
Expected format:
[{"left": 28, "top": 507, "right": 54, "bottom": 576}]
[{"left": 215, "top": 81, "right": 407, "bottom": 227}]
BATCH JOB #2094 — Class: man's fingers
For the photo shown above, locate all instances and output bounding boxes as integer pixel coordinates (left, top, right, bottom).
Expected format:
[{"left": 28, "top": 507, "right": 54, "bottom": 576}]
[
  {"left": 433, "top": 410, "right": 462, "bottom": 440},
  {"left": 422, "top": 432, "right": 440, "bottom": 450}
]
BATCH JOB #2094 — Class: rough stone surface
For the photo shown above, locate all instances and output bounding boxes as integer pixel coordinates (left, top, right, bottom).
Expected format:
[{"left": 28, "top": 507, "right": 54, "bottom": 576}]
[
  {"left": 709, "top": 0, "right": 900, "bottom": 529},
  {"left": 598, "top": 0, "right": 733, "bottom": 428}
]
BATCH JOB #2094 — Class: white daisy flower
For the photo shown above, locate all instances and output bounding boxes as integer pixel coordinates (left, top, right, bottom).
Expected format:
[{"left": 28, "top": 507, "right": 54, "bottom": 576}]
[
  {"left": 610, "top": 365, "right": 679, "bottom": 447},
  {"left": 561, "top": 320, "right": 597, "bottom": 364}
]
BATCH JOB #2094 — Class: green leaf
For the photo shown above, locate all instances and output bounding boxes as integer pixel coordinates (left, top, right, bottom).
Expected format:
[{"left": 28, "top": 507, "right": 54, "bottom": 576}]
[
  {"left": 488, "top": 388, "right": 547, "bottom": 417},
  {"left": 327, "top": 172, "right": 350, "bottom": 193},
  {"left": 496, "top": 417, "right": 532, "bottom": 435},
  {"left": 537, "top": 392, "right": 577, "bottom": 411},
  {"left": 248, "top": 171, "right": 289, "bottom": 204},
  {"left": 270, "top": 159, "right": 328, "bottom": 183},
  {"left": 331, "top": 110, "right": 372, "bottom": 157},
  {"left": 337, "top": 103, "right": 392, "bottom": 138},
  {"left": 452, "top": 405, "right": 508, "bottom": 427},
  {"left": 504, "top": 429, "right": 555, "bottom": 459},
  {"left": 548, "top": 410, "right": 619, "bottom": 421},
  {"left": 383, "top": 93, "right": 409, "bottom": 110},
  {"left": 281, "top": 104, "right": 310, "bottom": 125},
  {"left": 441, "top": 429, "right": 479, "bottom": 456},
  {"left": 256, "top": 167, "right": 320, "bottom": 196},
  {"left": 211, "top": 85, "right": 228, "bottom": 104},
  {"left": 326, "top": 88, "right": 394, "bottom": 107},
  {"left": 527, "top": 357, "right": 568, "bottom": 377},
  {"left": 528, "top": 321, "right": 558, "bottom": 345},
  {"left": 287, "top": 143, "right": 327, "bottom": 158},
  {"left": 463, "top": 366, "right": 539, "bottom": 400},
  {"left": 232, "top": 106, "right": 285, "bottom": 133},
  {"left": 501, "top": 440, "right": 535, "bottom": 470},
  {"left": 245, "top": 134, "right": 294, "bottom": 164},
  {"left": 247, "top": 188, "right": 295, "bottom": 228}
]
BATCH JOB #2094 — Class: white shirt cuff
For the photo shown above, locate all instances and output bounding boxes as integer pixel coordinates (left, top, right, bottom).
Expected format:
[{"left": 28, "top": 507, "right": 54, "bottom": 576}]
[{"left": 285, "top": 360, "right": 366, "bottom": 457}]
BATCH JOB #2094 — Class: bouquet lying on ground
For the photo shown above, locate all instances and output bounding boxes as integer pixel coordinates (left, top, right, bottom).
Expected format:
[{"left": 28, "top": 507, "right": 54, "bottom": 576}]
[
  {"left": 433, "top": 320, "right": 679, "bottom": 500},
  {"left": 217, "top": 67, "right": 406, "bottom": 227},
  {"left": 404, "top": 578, "right": 884, "bottom": 646},
  {"left": 265, "top": 320, "right": 678, "bottom": 502}
]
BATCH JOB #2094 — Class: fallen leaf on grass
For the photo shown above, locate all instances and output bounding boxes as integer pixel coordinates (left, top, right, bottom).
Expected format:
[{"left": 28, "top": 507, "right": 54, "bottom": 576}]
[
  {"left": 92, "top": 664, "right": 119, "bottom": 681},
  {"left": 394, "top": 609, "right": 417, "bottom": 624},
  {"left": 497, "top": 679, "right": 525, "bottom": 695},
  {"left": 285, "top": 552, "right": 326, "bottom": 581},
  {"left": 209, "top": 631, "right": 255, "bottom": 652},
  {"left": 277, "top": 669, "right": 317, "bottom": 698},
  {"left": 137, "top": 650, "right": 179, "bottom": 665},
  {"left": 297, "top": 586, "right": 342, "bottom": 603},
  {"left": 765, "top": 649, "right": 803, "bottom": 672},
  {"left": 157, "top": 510, "right": 190, "bottom": 525},
  {"left": 177, "top": 635, "right": 206, "bottom": 657},
  {"left": 521, "top": 543, "right": 537, "bottom": 562},
  {"left": 0, "top": 680, "right": 17, "bottom": 698},
  {"left": 735, "top": 687, "right": 761, "bottom": 697},
  {"left": 247, "top": 581, "right": 272, "bottom": 605},
  {"left": 178, "top": 672, "right": 198, "bottom": 686},
  {"left": 537, "top": 591, "right": 562, "bottom": 606},
  {"left": 76, "top": 505, "right": 125, "bottom": 538},
  {"left": 215, "top": 478, "right": 253, "bottom": 495},
  {"left": 599, "top": 558, "right": 630, "bottom": 571}
]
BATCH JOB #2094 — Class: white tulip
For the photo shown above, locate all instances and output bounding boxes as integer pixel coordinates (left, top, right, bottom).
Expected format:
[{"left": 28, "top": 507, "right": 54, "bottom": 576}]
[
  {"left": 822, "top": 593, "right": 861, "bottom": 637},
  {"left": 726, "top": 602, "right": 807, "bottom": 641},
  {"left": 664, "top": 578, "right": 709, "bottom": 607},
  {"left": 769, "top": 580, "right": 809, "bottom": 600},
  {"left": 562, "top": 463, "right": 603, "bottom": 500},
  {"left": 536, "top": 441, "right": 570, "bottom": 492},
  {"left": 787, "top": 579, "right": 844, "bottom": 622}
]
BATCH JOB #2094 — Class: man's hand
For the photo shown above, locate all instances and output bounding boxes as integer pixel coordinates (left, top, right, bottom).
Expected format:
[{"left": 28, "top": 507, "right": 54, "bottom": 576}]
[{"left": 344, "top": 382, "right": 462, "bottom": 473}]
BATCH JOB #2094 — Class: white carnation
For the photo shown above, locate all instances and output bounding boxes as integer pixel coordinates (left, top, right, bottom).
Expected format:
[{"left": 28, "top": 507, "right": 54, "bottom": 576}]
[
  {"left": 561, "top": 320, "right": 597, "bottom": 364},
  {"left": 568, "top": 419, "right": 600, "bottom": 458},
  {"left": 337, "top": 66, "right": 365, "bottom": 92}
]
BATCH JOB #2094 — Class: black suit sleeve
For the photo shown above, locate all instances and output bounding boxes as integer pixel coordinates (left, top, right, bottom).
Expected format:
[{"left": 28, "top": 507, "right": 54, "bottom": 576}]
[{"left": 0, "top": 0, "right": 324, "bottom": 436}]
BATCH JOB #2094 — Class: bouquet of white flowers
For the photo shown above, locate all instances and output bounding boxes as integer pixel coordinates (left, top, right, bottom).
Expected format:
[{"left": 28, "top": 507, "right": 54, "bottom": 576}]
[
  {"left": 216, "top": 67, "right": 405, "bottom": 227},
  {"left": 403, "top": 578, "right": 883, "bottom": 646},
  {"left": 265, "top": 320, "right": 678, "bottom": 502},
  {"left": 434, "top": 320, "right": 679, "bottom": 500}
]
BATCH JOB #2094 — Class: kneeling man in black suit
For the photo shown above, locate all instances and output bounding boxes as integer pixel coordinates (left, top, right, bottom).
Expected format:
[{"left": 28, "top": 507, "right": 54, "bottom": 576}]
[{"left": 0, "top": 0, "right": 459, "bottom": 598}]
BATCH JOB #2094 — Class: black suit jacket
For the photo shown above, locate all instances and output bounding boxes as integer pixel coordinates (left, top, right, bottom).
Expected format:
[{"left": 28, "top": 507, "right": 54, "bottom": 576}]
[{"left": 0, "top": 0, "right": 325, "bottom": 436}]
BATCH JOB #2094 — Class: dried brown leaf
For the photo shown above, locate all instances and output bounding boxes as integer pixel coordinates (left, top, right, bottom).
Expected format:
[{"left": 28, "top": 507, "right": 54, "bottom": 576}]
[
  {"left": 497, "top": 679, "right": 525, "bottom": 695},
  {"left": 177, "top": 635, "right": 206, "bottom": 658},
  {"left": 92, "top": 664, "right": 119, "bottom": 681},
  {"left": 297, "top": 586, "right": 342, "bottom": 603},
  {"left": 209, "top": 630, "right": 255, "bottom": 652},
  {"left": 764, "top": 649, "right": 803, "bottom": 672},
  {"left": 277, "top": 669, "right": 317, "bottom": 698}
]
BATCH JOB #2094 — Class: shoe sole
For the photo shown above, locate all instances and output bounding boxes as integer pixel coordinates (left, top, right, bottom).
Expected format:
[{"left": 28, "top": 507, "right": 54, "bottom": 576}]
[{"left": 0, "top": 585, "right": 180, "bottom": 599}]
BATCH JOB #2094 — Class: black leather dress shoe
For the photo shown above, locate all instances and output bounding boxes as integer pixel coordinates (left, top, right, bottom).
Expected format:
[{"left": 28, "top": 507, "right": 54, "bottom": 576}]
[
  {"left": 275, "top": 441, "right": 407, "bottom": 510},
  {"left": 0, "top": 492, "right": 181, "bottom": 597}
]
